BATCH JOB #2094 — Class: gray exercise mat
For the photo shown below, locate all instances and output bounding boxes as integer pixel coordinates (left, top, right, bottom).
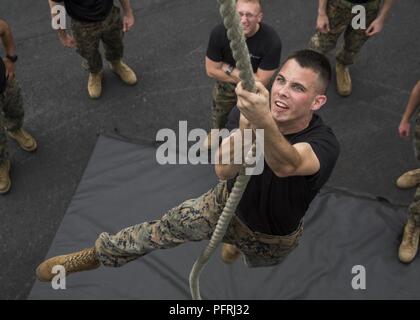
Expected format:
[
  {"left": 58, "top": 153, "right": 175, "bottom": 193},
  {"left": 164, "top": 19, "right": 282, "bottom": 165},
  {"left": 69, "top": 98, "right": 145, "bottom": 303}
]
[{"left": 29, "top": 135, "right": 420, "bottom": 299}]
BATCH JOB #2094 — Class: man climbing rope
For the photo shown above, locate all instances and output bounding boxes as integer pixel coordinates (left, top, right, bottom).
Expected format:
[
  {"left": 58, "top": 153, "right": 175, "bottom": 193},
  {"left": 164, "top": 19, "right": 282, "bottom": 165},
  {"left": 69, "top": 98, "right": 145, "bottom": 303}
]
[
  {"left": 0, "top": 19, "right": 38, "bottom": 194},
  {"left": 36, "top": 49, "right": 339, "bottom": 281},
  {"left": 48, "top": 0, "right": 138, "bottom": 99},
  {"left": 396, "top": 80, "right": 420, "bottom": 264}
]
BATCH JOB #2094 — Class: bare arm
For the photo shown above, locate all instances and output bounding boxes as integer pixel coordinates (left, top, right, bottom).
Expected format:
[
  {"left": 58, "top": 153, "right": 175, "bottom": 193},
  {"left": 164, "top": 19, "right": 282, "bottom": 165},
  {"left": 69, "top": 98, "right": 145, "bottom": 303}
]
[
  {"left": 261, "top": 116, "right": 320, "bottom": 177},
  {"left": 235, "top": 81, "right": 320, "bottom": 177},
  {"left": 316, "top": 0, "right": 330, "bottom": 33},
  {"left": 0, "top": 19, "right": 17, "bottom": 80},
  {"left": 377, "top": 0, "right": 395, "bottom": 21},
  {"left": 0, "top": 20, "right": 16, "bottom": 57},
  {"left": 398, "top": 81, "right": 420, "bottom": 137},
  {"left": 48, "top": 0, "right": 57, "bottom": 11},
  {"left": 48, "top": 0, "right": 63, "bottom": 27},
  {"left": 119, "top": 0, "right": 135, "bottom": 32},
  {"left": 48, "top": 0, "right": 77, "bottom": 48},
  {"left": 205, "top": 57, "right": 241, "bottom": 84},
  {"left": 318, "top": 0, "right": 328, "bottom": 15},
  {"left": 366, "top": 0, "right": 395, "bottom": 36},
  {"left": 206, "top": 57, "right": 273, "bottom": 88}
]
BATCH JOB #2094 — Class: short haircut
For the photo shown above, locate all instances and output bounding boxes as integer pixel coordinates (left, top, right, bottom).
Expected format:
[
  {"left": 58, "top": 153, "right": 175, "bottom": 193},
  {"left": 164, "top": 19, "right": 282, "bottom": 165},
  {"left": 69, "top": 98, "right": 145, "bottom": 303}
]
[
  {"left": 236, "top": 0, "right": 262, "bottom": 10},
  {"left": 283, "top": 49, "right": 331, "bottom": 94}
]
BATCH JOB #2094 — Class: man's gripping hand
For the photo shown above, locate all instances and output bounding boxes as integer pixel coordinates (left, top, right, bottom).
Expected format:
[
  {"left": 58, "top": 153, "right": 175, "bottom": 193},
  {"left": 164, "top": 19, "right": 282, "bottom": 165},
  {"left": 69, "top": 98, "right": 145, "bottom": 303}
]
[{"left": 235, "top": 81, "right": 271, "bottom": 129}]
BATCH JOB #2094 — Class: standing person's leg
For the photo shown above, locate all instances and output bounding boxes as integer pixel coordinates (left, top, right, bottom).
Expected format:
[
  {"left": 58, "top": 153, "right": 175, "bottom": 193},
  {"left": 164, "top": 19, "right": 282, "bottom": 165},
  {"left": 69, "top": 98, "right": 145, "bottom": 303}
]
[
  {"left": 399, "top": 110, "right": 420, "bottom": 263},
  {"left": 102, "top": 6, "right": 137, "bottom": 85},
  {"left": 0, "top": 79, "right": 36, "bottom": 194},
  {"left": 211, "top": 82, "right": 237, "bottom": 130},
  {"left": 0, "top": 99, "right": 11, "bottom": 193},
  {"left": 36, "top": 182, "right": 229, "bottom": 280},
  {"left": 335, "top": 0, "right": 380, "bottom": 96},
  {"left": 3, "top": 79, "right": 37, "bottom": 152},
  {"left": 205, "top": 82, "right": 237, "bottom": 150},
  {"left": 308, "top": 0, "right": 351, "bottom": 55},
  {"left": 71, "top": 19, "right": 103, "bottom": 98},
  {"left": 336, "top": 1, "right": 380, "bottom": 65},
  {"left": 396, "top": 111, "right": 420, "bottom": 189}
]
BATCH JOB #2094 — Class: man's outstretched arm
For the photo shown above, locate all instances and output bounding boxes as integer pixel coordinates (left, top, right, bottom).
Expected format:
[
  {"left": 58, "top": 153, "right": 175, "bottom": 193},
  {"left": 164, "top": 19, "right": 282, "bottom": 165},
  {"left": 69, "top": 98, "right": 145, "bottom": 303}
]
[
  {"left": 366, "top": 0, "right": 395, "bottom": 37},
  {"left": 205, "top": 57, "right": 241, "bottom": 84},
  {"left": 48, "top": 0, "right": 77, "bottom": 48},
  {"left": 316, "top": 0, "right": 330, "bottom": 33},
  {"left": 235, "top": 81, "right": 321, "bottom": 178},
  {"left": 119, "top": 0, "right": 135, "bottom": 32},
  {"left": 0, "top": 19, "right": 17, "bottom": 80},
  {"left": 398, "top": 81, "right": 420, "bottom": 138}
]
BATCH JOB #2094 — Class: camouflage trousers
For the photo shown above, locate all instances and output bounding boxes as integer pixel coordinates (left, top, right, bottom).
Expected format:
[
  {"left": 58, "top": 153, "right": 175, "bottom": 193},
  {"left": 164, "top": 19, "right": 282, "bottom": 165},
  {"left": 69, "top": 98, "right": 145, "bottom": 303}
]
[
  {"left": 95, "top": 181, "right": 303, "bottom": 268},
  {"left": 308, "top": 0, "right": 380, "bottom": 65},
  {"left": 212, "top": 81, "right": 237, "bottom": 129},
  {"left": 408, "top": 111, "right": 420, "bottom": 224},
  {"left": 0, "top": 79, "right": 24, "bottom": 163},
  {"left": 71, "top": 6, "right": 124, "bottom": 73}
]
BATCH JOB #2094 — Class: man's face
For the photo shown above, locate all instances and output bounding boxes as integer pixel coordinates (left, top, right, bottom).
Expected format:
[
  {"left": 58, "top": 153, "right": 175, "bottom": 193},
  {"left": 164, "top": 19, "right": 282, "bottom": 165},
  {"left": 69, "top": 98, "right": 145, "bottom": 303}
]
[
  {"left": 236, "top": 0, "right": 262, "bottom": 37},
  {"left": 270, "top": 59, "right": 322, "bottom": 128}
]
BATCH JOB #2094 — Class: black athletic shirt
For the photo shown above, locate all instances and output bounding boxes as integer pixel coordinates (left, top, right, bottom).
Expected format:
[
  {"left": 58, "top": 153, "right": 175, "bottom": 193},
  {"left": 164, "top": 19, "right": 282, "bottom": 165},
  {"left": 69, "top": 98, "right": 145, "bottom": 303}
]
[
  {"left": 206, "top": 22, "right": 282, "bottom": 73},
  {"left": 226, "top": 107, "right": 340, "bottom": 236},
  {"left": 52, "top": 0, "right": 113, "bottom": 22}
]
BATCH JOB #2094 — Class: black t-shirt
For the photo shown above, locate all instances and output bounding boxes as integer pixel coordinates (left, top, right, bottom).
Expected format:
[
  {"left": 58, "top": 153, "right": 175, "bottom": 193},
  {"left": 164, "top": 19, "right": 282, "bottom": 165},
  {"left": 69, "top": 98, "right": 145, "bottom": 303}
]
[
  {"left": 206, "top": 22, "right": 282, "bottom": 73},
  {"left": 52, "top": 0, "right": 113, "bottom": 22},
  {"left": 226, "top": 107, "right": 340, "bottom": 236}
]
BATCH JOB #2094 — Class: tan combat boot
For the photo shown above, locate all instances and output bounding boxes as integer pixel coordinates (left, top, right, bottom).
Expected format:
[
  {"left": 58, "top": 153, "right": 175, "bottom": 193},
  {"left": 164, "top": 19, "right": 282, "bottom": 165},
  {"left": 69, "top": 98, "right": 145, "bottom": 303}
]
[
  {"left": 109, "top": 60, "right": 137, "bottom": 85},
  {"left": 399, "top": 217, "right": 420, "bottom": 264},
  {"left": 336, "top": 62, "right": 352, "bottom": 96},
  {"left": 396, "top": 169, "right": 420, "bottom": 189},
  {"left": 221, "top": 243, "right": 241, "bottom": 264},
  {"left": 8, "top": 128, "right": 37, "bottom": 152},
  {"left": 36, "top": 247, "right": 100, "bottom": 282},
  {"left": 0, "top": 160, "right": 11, "bottom": 194},
  {"left": 88, "top": 72, "right": 103, "bottom": 99}
]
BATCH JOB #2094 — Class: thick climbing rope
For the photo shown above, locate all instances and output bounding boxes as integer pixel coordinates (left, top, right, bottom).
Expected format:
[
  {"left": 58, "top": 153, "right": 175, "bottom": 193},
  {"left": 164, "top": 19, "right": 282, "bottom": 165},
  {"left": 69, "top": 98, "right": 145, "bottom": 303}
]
[{"left": 189, "top": 0, "right": 258, "bottom": 300}]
